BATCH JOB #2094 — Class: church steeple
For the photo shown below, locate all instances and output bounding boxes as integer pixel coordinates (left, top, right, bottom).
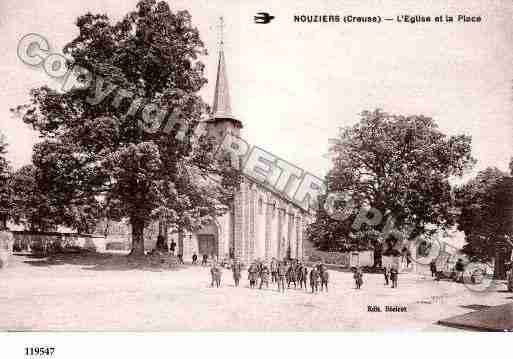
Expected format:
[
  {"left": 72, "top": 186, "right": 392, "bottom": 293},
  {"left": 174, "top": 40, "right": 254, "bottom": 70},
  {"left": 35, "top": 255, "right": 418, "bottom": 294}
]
[
  {"left": 208, "top": 17, "right": 242, "bottom": 131},
  {"left": 211, "top": 47, "right": 234, "bottom": 120}
]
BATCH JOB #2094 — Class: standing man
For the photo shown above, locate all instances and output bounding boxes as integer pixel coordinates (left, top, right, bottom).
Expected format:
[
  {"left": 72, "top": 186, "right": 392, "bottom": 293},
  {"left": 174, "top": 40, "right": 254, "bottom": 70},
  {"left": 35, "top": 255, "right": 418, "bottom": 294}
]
[
  {"left": 287, "top": 260, "right": 297, "bottom": 289},
  {"left": 270, "top": 257, "right": 278, "bottom": 283},
  {"left": 319, "top": 263, "right": 329, "bottom": 292},
  {"left": 383, "top": 265, "right": 390, "bottom": 286},
  {"left": 232, "top": 259, "right": 242, "bottom": 287},
  {"left": 310, "top": 265, "right": 320, "bottom": 293},
  {"left": 259, "top": 262, "right": 270, "bottom": 289},
  {"left": 277, "top": 260, "right": 288, "bottom": 293},
  {"left": 192, "top": 252, "right": 198, "bottom": 265},
  {"left": 299, "top": 262, "right": 308, "bottom": 290},
  {"left": 429, "top": 259, "right": 437, "bottom": 278},
  {"left": 210, "top": 262, "right": 222, "bottom": 288},
  {"left": 248, "top": 261, "right": 259, "bottom": 289}
]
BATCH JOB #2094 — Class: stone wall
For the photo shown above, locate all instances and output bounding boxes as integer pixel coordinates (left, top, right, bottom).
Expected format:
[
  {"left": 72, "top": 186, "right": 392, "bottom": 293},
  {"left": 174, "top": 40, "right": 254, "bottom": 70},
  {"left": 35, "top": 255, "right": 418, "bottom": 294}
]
[{"left": 11, "top": 231, "right": 106, "bottom": 253}]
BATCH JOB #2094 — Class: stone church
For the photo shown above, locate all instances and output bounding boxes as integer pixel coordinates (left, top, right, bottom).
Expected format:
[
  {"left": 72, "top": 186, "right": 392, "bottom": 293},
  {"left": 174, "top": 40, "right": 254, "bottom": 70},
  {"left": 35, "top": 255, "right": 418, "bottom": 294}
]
[{"left": 176, "top": 43, "right": 310, "bottom": 264}]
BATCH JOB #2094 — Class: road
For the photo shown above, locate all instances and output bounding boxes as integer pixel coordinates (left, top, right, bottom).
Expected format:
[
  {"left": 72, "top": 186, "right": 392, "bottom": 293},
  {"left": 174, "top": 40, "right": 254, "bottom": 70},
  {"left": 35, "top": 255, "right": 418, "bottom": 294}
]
[{"left": 0, "top": 253, "right": 511, "bottom": 331}]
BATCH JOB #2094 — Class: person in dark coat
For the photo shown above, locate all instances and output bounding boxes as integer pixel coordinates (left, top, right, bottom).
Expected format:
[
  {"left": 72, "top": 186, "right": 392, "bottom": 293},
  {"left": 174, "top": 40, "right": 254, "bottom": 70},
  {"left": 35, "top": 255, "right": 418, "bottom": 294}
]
[
  {"left": 309, "top": 266, "right": 320, "bottom": 293},
  {"left": 429, "top": 259, "right": 437, "bottom": 278},
  {"left": 232, "top": 259, "right": 242, "bottom": 287},
  {"left": 210, "top": 262, "right": 222, "bottom": 288},
  {"left": 277, "top": 260, "right": 288, "bottom": 293},
  {"left": 259, "top": 263, "right": 270, "bottom": 289},
  {"left": 177, "top": 253, "right": 184, "bottom": 264},
  {"left": 383, "top": 265, "right": 390, "bottom": 285},
  {"left": 192, "top": 253, "right": 198, "bottom": 265},
  {"left": 455, "top": 258, "right": 465, "bottom": 283},
  {"left": 270, "top": 258, "right": 278, "bottom": 283},
  {"left": 299, "top": 263, "right": 308, "bottom": 290},
  {"left": 390, "top": 265, "right": 398, "bottom": 288},
  {"left": 354, "top": 266, "right": 363, "bottom": 289},
  {"left": 319, "top": 264, "right": 329, "bottom": 292},
  {"left": 169, "top": 241, "right": 176, "bottom": 255},
  {"left": 248, "top": 262, "right": 259, "bottom": 289},
  {"left": 287, "top": 261, "right": 298, "bottom": 289},
  {"left": 201, "top": 254, "right": 208, "bottom": 266}
]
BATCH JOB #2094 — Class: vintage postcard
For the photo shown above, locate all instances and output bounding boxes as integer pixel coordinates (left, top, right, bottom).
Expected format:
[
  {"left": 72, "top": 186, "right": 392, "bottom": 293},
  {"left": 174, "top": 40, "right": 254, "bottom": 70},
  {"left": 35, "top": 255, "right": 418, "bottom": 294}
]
[{"left": 0, "top": 0, "right": 512, "bottom": 344}]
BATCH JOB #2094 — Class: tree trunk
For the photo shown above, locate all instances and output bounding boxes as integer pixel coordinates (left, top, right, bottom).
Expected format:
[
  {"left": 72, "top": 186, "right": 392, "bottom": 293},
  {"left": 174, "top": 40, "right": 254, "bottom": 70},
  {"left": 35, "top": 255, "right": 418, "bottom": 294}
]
[
  {"left": 130, "top": 217, "right": 145, "bottom": 256},
  {"left": 155, "top": 219, "right": 168, "bottom": 252},
  {"left": 373, "top": 246, "right": 382, "bottom": 268},
  {"left": 178, "top": 227, "right": 185, "bottom": 259}
]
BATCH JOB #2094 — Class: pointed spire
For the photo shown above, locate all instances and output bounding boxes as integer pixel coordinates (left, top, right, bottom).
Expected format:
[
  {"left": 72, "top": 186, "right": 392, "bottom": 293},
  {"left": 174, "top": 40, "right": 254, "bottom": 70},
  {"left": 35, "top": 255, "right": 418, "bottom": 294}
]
[
  {"left": 211, "top": 46, "right": 233, "bottom": 118},
  {"left": 209, "top": 17, "right": 241, "bottom": 127}
]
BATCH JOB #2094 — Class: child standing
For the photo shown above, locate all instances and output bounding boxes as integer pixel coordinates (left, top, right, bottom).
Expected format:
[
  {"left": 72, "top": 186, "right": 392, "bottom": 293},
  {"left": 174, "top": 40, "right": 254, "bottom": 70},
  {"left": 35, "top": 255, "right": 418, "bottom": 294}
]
[
  {"left": 354, "top": 267, "right": 363, "bottom": 289},
  {"left": 390, "top": 265, "right": 398, "bottom": 288},
  {"left": 210, "top": 262, "right": 222, "bottom": 288},
  {"left": 259, "top": 263, "right": 270, "bottom": 289}
]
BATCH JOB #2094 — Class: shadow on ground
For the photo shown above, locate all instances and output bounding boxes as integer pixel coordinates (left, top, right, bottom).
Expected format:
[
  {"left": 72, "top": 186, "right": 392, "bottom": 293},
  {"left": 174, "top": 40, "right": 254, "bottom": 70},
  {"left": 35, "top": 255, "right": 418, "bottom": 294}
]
[{"left": 18, "top": 252, "right": 182, "bottom": 272}]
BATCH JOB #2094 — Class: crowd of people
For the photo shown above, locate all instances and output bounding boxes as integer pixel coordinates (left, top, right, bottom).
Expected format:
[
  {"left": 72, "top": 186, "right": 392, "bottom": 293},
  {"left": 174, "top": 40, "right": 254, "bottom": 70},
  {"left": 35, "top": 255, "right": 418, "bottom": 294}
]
[
  {"left": 208, "top": 255, "right": 513, "bottom": 293},
  {"left": 381, "top": 265, "right": 399, "bottom": 288},
  {"left": 205, "top": 256, "right": 409, "bottom": 292},
  {"left": 209, "top": 258, "right": 331, "bottom": 294}
]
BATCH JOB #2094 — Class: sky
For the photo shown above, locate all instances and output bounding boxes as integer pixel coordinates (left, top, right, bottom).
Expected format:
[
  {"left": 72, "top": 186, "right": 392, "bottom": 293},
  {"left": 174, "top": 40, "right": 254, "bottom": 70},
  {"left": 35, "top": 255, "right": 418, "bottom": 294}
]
[{"left": 1, "top": 0, "right": 512, "bottom": 184}]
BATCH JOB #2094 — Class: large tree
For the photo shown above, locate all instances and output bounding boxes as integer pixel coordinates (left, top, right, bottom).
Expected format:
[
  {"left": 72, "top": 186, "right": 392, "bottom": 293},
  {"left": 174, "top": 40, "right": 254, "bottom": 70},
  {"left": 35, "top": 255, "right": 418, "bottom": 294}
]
[
  {"left": 13, "top": 0, "right": 238, "bottom": 255},
  {"left": 455, "top": 166, "right": 513, "bottom": 279},
  {"left": 309, "top": 109, "right": 475, "bottom": 254}
]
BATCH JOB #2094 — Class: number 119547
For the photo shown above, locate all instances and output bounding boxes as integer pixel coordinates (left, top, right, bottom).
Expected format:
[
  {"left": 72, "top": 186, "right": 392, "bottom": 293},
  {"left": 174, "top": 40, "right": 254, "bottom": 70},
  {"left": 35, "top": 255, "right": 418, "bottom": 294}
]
[{"left": 25, "top": 347, "right": 55, "bottom": 356}]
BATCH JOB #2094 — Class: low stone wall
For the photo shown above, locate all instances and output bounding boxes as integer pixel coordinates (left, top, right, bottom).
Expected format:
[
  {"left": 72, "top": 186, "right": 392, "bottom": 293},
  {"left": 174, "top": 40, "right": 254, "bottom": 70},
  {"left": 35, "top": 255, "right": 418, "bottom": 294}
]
[
  {"left": 307, "top": 250, "right": 375, "bottom": 267},
  {"left": 11, "top": 231, "right": 106, "bottom": 253}
]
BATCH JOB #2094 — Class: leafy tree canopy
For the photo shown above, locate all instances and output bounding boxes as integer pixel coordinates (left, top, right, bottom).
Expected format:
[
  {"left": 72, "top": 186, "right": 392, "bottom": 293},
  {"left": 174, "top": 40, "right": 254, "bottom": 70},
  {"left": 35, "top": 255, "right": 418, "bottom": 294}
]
[
  {"left": 308, "top": 109, "right": 475, "bottom": 252},
  {"left": 455, "top": 166, "right": 513, "bottom": 264},
  {"left": 12, "top": 0, "right": 239, "bottom": 254}
]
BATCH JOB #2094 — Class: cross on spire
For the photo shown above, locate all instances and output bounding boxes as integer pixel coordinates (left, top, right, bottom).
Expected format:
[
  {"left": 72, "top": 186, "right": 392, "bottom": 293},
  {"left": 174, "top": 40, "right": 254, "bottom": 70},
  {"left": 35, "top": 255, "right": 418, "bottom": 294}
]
[{"left": 218, "top": 16, "right": 224, "bottom": 47}]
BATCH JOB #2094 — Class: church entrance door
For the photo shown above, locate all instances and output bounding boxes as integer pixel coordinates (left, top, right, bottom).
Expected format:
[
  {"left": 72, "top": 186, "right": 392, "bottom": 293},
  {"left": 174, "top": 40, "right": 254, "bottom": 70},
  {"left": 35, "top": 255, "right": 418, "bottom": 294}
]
[{"left": 197, "top": 234, "right": 217, "bottom": 258}]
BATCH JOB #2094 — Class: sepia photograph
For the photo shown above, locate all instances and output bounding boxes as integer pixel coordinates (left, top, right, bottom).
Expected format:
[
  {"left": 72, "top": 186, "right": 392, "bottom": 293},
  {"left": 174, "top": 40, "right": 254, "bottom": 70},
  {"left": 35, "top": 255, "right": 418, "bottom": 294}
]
[{"left": 0, "top": 0, "right": 512, "bottom": 346}]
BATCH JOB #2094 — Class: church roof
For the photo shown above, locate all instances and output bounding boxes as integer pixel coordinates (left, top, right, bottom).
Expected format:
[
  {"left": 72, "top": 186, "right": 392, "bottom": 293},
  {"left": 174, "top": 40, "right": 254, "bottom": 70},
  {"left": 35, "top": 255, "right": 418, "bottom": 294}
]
[{"left": 207, "top": 46, "right": 242, "bottom": 128}]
